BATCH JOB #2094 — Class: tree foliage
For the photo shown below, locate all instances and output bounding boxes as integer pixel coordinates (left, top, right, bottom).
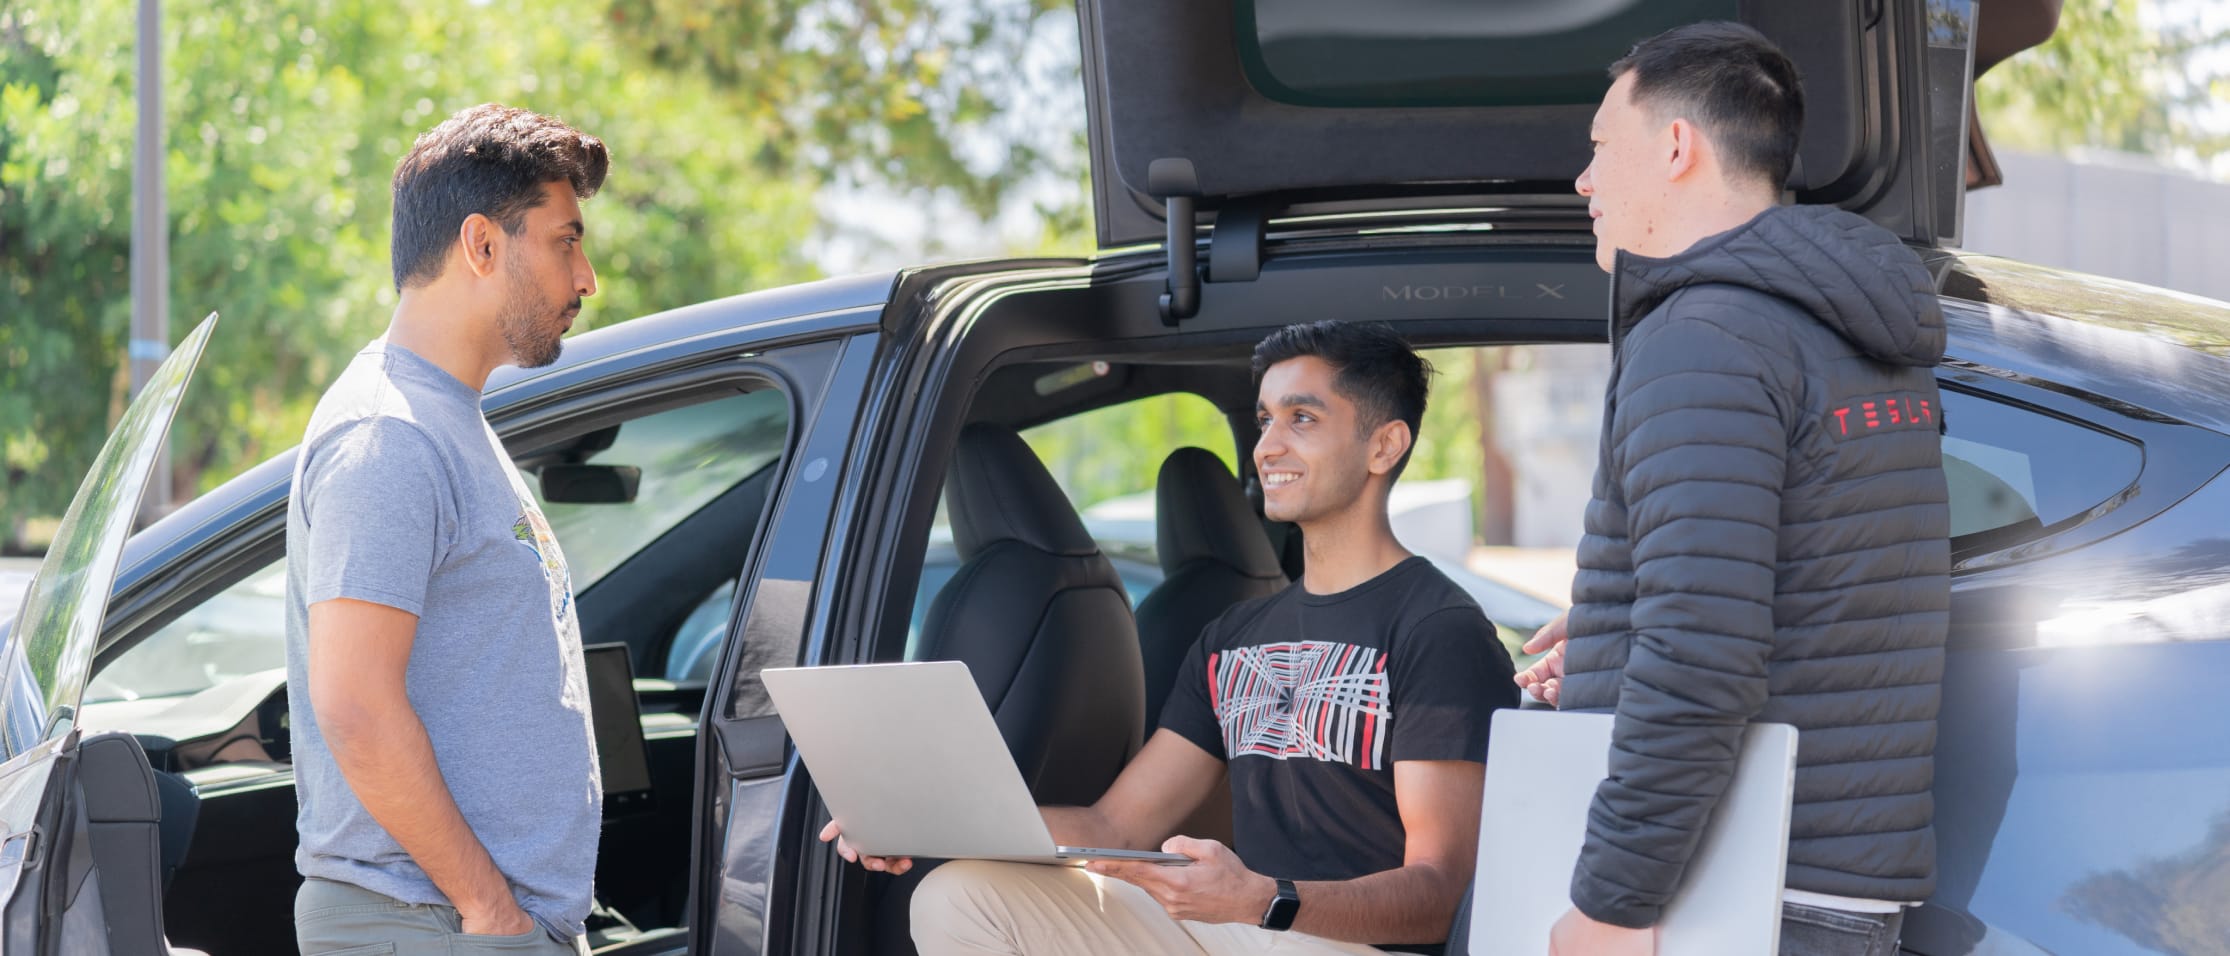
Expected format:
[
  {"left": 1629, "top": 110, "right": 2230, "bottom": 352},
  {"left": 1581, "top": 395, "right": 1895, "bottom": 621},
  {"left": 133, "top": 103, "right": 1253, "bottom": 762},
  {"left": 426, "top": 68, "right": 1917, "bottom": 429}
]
[
  {"left": 0, "top": 0, "right": 1074, "bottom": 547},
  {"left": 1021, "top": 392, "right": 1237, "bottom": 515},
  {"left": 604, "top": 0, "right": 1072, "bottom": 219},
  {"left": 1976, "top": 0, "right": 2230, "bottom": 166}
]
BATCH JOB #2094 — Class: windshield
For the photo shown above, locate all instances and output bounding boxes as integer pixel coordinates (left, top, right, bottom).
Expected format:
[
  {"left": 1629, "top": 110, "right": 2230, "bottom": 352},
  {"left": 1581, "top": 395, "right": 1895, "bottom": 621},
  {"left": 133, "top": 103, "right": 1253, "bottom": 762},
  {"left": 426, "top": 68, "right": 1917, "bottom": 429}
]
[{"left": 1, "top": 315, "right": 216, "bottom": 759}]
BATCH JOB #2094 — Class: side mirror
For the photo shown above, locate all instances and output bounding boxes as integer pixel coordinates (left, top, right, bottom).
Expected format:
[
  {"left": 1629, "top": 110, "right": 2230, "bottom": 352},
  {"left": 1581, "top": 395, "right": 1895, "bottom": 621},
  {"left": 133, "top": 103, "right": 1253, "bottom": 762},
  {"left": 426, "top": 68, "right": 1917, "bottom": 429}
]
[{"left": 539, "top": 464, "right": 641, "bottom": 504}]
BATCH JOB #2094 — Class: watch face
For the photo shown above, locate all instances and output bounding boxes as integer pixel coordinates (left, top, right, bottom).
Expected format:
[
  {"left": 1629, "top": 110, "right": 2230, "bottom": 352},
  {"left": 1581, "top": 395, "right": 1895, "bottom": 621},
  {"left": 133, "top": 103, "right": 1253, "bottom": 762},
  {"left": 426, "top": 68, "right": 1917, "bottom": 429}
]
[{"left": 1261, "top": 880, "right": 1301, "bottom": 931}]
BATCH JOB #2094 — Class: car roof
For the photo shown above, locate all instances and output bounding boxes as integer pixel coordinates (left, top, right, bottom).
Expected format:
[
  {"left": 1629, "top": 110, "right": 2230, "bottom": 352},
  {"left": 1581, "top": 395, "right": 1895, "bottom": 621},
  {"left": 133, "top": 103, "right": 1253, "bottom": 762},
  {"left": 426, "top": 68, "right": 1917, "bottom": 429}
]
[
  {"left": 1936, "top": 252, "right": 2230, "bottom": 435},
  {"left": 483, "top": 272, "right": 894, "bottom": 393}
]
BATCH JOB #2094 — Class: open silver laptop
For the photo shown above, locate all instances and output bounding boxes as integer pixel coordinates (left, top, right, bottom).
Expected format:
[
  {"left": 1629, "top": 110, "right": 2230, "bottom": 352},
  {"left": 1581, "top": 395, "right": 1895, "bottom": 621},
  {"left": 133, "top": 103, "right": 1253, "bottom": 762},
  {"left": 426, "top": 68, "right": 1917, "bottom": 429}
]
[
  {"left": 1472, "top": 709, "right": 1797, "bottom": 956},
  {"left": 761, "top": 661, "right": 1189, "bottom": 866}
]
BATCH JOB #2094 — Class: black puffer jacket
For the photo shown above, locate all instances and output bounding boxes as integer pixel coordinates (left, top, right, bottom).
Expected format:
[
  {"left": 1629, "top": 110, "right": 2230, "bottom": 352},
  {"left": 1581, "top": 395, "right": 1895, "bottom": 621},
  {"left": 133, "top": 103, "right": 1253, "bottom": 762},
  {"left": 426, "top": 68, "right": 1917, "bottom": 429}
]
[{"left": 1560, "top": 204, "right": 1951, "bottom": 928}]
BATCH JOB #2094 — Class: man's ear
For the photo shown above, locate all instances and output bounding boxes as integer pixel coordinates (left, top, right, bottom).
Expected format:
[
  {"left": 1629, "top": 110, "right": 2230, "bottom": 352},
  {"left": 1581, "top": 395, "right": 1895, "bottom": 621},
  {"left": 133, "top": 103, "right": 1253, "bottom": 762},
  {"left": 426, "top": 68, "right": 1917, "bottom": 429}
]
[
  {"left": 458, "top": 213, "right": 502, "bottom": 279},
  {"left": 1665, "top": 118, "right": 1702, "bottom": 183},
  {"left": 1368, "top": 419, "right": 1414, "bottom": 477}
]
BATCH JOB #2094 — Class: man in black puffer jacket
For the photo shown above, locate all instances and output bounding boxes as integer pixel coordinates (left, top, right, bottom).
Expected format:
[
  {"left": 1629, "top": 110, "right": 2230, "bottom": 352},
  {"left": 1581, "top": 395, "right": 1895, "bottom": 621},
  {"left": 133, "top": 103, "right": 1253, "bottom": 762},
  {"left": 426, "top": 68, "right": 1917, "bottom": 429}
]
[{"left": 1515, "top": 22, "right": 1951, "bottom": 956}]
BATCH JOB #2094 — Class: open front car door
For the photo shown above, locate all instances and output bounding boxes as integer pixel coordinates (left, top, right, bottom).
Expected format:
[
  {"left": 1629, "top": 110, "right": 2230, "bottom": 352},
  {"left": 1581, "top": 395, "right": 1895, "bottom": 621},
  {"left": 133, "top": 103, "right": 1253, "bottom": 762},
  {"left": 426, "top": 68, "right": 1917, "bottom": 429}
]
[{"left": 0, "top": 314, "right": 219, "bottom": 955}]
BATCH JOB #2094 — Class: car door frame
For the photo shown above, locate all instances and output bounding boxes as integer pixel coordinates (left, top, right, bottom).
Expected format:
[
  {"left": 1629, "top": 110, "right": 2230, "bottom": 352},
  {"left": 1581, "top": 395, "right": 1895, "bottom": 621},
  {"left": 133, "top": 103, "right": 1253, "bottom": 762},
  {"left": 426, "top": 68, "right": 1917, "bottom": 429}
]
[
  {"left": 688, "top": 327, "right": 891, "bottom": 955},
  {"left": 773, "top": 241, "right": 1631, "bottom": 953}
]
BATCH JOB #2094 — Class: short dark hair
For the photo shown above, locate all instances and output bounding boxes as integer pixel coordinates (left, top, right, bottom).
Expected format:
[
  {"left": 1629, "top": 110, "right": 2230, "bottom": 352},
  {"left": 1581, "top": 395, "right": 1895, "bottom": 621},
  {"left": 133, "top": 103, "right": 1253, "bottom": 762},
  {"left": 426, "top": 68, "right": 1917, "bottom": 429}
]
[
  {"left": 1610, "top": 21, "right": 1803, "bottom": 191},
  {"left": 390, "top": 103, "right": 609, "bottom": 291},
  {"left": 1251, "top": 321, "right": 1433, "bottom": 479}
]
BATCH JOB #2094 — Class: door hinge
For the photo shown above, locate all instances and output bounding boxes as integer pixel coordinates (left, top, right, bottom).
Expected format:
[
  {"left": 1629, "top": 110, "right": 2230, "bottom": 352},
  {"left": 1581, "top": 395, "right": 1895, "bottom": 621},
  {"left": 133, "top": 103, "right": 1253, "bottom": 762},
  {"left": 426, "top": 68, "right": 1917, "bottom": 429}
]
[{"left": 1150, "top": 157, "right": 1203, "bottom": 326}]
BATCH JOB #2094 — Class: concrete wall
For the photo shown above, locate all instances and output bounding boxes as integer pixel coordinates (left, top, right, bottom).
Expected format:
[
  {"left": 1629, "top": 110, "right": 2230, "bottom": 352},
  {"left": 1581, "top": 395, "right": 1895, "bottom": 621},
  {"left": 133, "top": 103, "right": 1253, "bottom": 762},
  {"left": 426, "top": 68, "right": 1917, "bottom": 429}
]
[
  {"left": 1963, "top": 149, "right": 2230, "bottom": 303},
  {"left": 1490, "top": 344, "right": 1610, "bottom": 550},
  {"left": 1388, "top": 479, "right": 1478, "bottom": 562}
]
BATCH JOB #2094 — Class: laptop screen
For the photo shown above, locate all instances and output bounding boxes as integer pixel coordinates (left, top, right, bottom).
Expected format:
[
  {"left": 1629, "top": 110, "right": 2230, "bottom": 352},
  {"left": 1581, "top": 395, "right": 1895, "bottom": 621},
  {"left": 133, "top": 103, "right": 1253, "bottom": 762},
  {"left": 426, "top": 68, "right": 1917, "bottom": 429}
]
[{"left": 583, "top": 643, "right": 654, "bottom": 805}]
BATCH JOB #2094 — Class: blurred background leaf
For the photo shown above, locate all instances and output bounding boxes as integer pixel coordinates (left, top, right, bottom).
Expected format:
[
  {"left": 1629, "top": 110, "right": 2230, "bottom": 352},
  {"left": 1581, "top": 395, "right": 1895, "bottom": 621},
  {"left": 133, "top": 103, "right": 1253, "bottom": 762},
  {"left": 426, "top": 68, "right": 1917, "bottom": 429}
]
[{"left": 1977, "top": 0, "right": 2229, "bottom": 167}]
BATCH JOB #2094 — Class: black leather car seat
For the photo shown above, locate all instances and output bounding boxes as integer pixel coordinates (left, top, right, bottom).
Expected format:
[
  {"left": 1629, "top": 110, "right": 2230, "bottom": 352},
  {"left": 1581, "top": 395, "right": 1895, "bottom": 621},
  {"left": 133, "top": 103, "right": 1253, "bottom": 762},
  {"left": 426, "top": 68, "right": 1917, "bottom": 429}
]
[
  {"left": 76, "top": 731, "right": 208, "bottom": 956},
  {"left": 1132, "top": 448, "right": 1288, "bottom": 847},
  {"left": 914, "top": 422, "right": 1145, "bottom": 807},
  {"left": 874, "top": 424, "right": 1153, "bottom": 956},
  {"left": 1134, "top": 447, "right": 1288, "bottom": 738}
]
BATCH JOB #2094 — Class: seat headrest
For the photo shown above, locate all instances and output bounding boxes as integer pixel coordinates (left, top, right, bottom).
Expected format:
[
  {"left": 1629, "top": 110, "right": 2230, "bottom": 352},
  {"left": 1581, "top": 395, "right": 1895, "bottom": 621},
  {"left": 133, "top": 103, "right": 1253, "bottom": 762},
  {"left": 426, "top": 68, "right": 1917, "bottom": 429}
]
[
  {"left": 1154, "top": 447, "right": 1283, "bottom": 578},
  {"left": 947, "top": 422, "right": 1101, "bottom": 559}
]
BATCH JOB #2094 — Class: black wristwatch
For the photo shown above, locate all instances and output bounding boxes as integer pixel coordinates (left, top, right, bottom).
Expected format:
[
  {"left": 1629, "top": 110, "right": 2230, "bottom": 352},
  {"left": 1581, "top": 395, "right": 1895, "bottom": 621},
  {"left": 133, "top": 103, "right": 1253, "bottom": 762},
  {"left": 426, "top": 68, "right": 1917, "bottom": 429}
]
[{"left": 1259, "top": 878, "right": 1300, "bottom": 931}]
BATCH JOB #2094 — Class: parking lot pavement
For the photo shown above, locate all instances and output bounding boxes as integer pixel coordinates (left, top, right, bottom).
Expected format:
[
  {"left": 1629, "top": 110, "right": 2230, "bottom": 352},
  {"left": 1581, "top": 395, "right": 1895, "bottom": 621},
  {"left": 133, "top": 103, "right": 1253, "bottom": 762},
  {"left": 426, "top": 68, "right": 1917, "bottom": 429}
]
[{"left": 1467, "top": 546, "right": 1577, "bottom": 608}]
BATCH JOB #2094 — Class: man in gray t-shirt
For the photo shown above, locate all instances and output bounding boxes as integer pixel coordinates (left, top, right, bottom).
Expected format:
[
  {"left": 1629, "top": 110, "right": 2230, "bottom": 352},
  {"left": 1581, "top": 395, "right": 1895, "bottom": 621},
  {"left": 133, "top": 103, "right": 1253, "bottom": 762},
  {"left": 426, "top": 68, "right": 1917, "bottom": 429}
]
[{"left": 286, "top": 104, "right": 610, "bottom": 956}]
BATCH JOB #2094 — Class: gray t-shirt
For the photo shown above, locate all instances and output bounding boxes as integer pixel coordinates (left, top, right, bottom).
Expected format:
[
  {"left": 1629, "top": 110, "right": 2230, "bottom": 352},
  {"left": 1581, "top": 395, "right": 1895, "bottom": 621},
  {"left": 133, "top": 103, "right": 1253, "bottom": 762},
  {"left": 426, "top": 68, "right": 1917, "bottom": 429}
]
[{"left": 284, "top": 341, "right": 600, "bottom": 937}]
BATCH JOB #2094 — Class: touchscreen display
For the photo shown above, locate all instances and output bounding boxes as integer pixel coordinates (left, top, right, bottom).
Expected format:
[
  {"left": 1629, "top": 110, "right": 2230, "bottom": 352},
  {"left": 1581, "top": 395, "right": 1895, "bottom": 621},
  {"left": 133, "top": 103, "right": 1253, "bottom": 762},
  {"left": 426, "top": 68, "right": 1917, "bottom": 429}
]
[{"left": 584, "top": 643, "right": 654, "bottom": 801}]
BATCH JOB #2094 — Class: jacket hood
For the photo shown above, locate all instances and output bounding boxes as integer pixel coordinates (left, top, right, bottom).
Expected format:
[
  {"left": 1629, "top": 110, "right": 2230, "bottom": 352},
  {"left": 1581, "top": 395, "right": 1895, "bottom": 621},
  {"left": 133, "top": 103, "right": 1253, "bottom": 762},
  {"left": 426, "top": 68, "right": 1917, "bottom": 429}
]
[{"left": 1614, "top": 204, "right": 1946, "bottom": 367}]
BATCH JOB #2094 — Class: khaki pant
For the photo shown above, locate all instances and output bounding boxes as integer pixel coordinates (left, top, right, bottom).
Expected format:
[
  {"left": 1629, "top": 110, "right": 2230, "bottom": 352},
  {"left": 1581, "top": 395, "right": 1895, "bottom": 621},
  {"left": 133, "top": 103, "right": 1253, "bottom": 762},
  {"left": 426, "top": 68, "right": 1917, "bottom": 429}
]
[{"left": 910, "top": 860, "right": 1392, "bottom": 956}]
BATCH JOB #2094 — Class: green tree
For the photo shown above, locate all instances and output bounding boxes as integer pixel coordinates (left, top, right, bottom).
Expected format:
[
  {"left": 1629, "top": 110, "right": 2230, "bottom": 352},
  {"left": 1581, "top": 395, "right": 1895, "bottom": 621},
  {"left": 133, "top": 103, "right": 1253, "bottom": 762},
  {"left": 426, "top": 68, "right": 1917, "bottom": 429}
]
[
  {"left": 1021, "top": 392, "right": 1237, "bottom": 514},
  {"left": 2, "top": 0, "right": 1078, "bottom": 549},
  {"left": 603, "top": 0, "right": 1075, "bottom": 219},
  {"left": 1405, "top": 349, "right": 1484, "bottom": 493},
  {"left": 1976, "top": 0, "right": 2230, "bottom": 166}
]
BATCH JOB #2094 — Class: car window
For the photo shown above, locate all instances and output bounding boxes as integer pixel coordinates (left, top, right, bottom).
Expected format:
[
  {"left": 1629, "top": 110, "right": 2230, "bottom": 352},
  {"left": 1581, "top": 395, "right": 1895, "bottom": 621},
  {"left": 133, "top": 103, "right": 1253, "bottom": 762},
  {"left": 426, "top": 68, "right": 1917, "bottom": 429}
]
[
  {"left": 5, "top": 316, "right": 217, "bottom": 752},
  {"left": 87, "top": 560, "right": 288, "bottom": 706},
  {"left": 1021, "top": 392, "right": 1237, "bottom": 558},
  {"left": 1941, "top": 389, "right": 2143, "bottom": 542},
  {"left": 533, "top": 390, "right": 788, "bottom": 592},
  {"left": 663, "top": 578, "right": 737, "bottom": 683},
  {"left": 89, "top": 390, "right": 791, "bottom": 706},
  {"left": 898, "top": 393, "right": 1233, "bottom": 660}
]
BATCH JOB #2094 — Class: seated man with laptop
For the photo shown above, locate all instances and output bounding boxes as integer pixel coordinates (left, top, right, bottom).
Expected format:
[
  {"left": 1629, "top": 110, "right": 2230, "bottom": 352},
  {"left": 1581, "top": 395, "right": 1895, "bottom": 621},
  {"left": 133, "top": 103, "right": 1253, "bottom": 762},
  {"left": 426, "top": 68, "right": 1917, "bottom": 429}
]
[{"left": 815, "top": 322, "right": 1519, "bottom": 955}]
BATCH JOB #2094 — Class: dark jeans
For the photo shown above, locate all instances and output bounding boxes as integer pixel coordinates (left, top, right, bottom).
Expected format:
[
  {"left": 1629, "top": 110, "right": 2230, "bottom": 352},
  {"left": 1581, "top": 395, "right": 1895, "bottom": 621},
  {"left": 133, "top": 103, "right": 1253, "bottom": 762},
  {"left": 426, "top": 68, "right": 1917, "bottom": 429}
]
[{"left": 1779, "top": 903, "right": 1904, "bottom": 956}]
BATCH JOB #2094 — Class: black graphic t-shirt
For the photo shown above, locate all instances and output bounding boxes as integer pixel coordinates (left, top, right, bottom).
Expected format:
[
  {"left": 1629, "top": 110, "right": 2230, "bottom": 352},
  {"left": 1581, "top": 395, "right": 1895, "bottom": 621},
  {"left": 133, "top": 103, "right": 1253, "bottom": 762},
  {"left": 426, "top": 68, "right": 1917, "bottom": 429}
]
[{"left": 1161, "top": 556, "right": 1518, "bottom": 886}]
